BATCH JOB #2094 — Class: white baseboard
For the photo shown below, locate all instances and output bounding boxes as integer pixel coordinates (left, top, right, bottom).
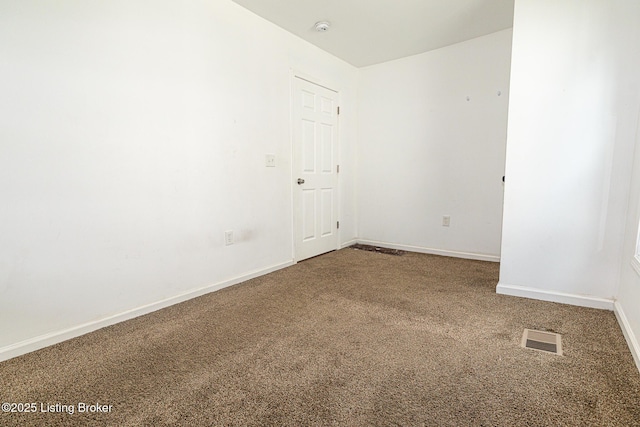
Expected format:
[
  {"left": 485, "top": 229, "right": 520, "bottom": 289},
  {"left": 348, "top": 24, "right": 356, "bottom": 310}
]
[
  {"left": 355, "top": 239, "right": 500, "bottom": 262},
  {"left": 0, "top": 260, "right": 294, "bottom": 363},
  {"left": 614, "top": 301, "right": 640, "bottom": 374},
  {"left": 340, "top": 239, "right": 357, "bottom": 249},
  {"left": 496, "top": 282, "right": 615, "bottom": 310}
]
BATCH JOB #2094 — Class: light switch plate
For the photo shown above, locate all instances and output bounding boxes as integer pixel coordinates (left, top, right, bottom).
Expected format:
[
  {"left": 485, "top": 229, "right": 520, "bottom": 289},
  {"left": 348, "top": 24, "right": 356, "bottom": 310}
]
[{"left": 265, "top": 154, "right": 276, "bottom": 167}]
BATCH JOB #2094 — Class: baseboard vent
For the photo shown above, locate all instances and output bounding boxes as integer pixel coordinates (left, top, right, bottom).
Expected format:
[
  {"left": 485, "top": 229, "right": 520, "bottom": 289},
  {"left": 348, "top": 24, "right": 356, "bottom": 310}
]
[
  {"left": 521, "top": 329, "right": 563, "bottom": 355},
  {"left": 350, "top": 244, "right": 405, "bottom": 256}
]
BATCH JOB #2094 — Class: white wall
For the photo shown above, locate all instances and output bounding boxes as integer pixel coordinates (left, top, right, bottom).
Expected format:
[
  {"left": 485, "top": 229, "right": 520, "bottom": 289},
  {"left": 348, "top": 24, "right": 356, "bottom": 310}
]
[
  {"left": 0, "top": 0, "right": 358, "bottom": 359},
  {"left": 613, "top": 0, "right": 640, "bottom": 371},
  {"left": 357, "top": 30, "right": 512, "bottom": 260},
  {"left": 618, "top": 117, "right": 640, "bottom": 371},
  {"left": 499, "top": 0, "right": 640, "bottom": 309}
]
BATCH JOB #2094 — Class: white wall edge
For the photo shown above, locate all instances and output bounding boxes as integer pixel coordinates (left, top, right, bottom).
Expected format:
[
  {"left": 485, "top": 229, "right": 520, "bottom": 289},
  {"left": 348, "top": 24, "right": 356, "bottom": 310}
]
[
  {"left": 631, "top": 256, "right": 640, "bottom": 277},
  {"left": 356, "top": 239, "right": 501, "bottom": 262},
  {"left": 496, "top": 282, "right": 615, "bottom": 310},
  {"left": 0, "top": 260, "right": 294, "bottom": 363},
  {"left": 614, "top": 301, "right": 640, "bottom": 374}
]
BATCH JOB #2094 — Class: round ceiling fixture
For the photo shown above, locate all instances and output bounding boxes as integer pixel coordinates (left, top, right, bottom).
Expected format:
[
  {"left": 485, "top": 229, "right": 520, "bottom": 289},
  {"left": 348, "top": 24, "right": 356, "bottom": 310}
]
[{"left": 315, "top": 21, "right": 330, "bottom": 32}]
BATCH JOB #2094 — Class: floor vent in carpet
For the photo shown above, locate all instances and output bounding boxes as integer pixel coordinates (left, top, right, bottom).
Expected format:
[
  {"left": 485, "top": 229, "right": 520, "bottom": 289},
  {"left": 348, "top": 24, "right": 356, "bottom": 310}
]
[
  {"left": 350, "top": 244, "right": 405, "bottom": 256},
  {"left": 521, "top": 329, "right": 563, "bottom": 355}
]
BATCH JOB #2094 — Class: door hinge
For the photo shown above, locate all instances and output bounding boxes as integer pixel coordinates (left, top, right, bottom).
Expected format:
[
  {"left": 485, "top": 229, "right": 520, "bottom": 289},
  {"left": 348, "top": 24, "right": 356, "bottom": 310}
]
[
  {"left": 337, "top": 165, "right": 340, "bottom": 173},
  {"left": 337, "top": 221, "right": 340, "bottom": 229},
  {"left": 337, "top": 106, "right": 340, "bottom": 115}
]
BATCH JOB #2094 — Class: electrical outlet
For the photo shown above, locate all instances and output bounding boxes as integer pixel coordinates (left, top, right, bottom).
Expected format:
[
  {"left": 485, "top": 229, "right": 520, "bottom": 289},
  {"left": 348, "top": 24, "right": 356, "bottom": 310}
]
[
  {"left": 265, "top": 154, "right": 276, "bottom": 167},
  {"left": 224, "top": 230, "right": 234, "bottom": 245},
  {"left": 442, "top": 216, "right": 451, "bottom": 227}
]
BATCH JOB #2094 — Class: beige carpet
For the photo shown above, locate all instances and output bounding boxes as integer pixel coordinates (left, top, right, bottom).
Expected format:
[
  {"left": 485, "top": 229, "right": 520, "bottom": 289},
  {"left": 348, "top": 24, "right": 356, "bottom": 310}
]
[{"left": 1, "top": 248, "right": 639, "bottom": 426}]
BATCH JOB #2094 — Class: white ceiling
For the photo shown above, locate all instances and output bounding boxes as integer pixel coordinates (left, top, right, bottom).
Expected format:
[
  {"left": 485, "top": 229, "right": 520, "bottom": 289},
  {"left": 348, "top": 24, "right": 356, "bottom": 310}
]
[{"left": 231, "top": 0, "right": 515, "bottom": 67}]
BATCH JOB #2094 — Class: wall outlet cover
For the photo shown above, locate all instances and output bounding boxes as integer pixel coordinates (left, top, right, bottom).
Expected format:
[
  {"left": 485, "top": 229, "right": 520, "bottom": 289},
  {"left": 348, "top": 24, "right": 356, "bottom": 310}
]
[{"left": 224, "top": 230, "right": 234, "bottom": 245}]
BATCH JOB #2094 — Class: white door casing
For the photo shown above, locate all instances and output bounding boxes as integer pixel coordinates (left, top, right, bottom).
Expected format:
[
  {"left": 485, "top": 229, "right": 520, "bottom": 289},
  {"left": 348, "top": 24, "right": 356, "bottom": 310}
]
[{"left": 292, "top": 76, "right": 339, "bottom": 261}]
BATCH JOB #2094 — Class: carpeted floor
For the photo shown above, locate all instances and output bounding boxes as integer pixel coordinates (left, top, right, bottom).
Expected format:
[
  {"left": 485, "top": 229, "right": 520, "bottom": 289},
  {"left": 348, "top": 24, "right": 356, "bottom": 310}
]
[{"left": 1, "top": 248, "right": 639, "bottom": 426}]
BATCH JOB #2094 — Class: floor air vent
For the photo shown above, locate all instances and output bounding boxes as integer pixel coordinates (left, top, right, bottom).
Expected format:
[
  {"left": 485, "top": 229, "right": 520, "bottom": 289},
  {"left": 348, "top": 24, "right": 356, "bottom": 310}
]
[
  {"left": 350, "top": 244, "right": 405, "bottom": 256},
  {"left": 521, "top": 329, "right": 562, "bottom": 355}
]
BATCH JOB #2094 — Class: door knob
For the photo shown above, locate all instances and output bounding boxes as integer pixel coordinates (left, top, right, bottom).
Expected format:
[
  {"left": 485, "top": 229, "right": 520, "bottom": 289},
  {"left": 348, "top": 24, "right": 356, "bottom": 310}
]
[{"left": 297, "top": 178, "right": 305, "bottom": 185}]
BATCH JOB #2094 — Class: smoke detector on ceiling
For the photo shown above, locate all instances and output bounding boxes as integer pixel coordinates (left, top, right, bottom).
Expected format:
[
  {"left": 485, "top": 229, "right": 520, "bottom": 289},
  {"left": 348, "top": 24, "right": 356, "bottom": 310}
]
[{"left": 315, "top": 21, "right": 331, "bottom": 32}]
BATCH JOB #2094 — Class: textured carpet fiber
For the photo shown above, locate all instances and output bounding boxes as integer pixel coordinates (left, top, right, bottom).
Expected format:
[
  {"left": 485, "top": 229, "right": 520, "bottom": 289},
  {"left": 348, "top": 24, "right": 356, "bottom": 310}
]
[{"left": 1, "top": 248, "right": 639, "bottom": 426}]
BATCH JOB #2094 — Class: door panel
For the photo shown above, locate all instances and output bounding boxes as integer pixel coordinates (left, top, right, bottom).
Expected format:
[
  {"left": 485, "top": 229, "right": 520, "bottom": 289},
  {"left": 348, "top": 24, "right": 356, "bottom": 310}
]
[
  {"left": 302, "top": 189, "right": 316, "bottom": 241},
  {"left": 320, "top": 188, "right": 333, "bottom": 237},
  {"left": 320, "top": 124, "right": 333, "bottom": 173},
  {"left": 293, "top": 77, "right": 339, "bottom": 261},
  {"left": 302, "top": 120, "right": 316, "bottom": 173}
]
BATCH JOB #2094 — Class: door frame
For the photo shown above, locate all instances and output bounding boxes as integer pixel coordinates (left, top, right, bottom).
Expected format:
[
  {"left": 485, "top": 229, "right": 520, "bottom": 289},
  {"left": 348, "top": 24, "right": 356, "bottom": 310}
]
[{"left": 289, "top": 69, "right": 341, "bottom": 263}]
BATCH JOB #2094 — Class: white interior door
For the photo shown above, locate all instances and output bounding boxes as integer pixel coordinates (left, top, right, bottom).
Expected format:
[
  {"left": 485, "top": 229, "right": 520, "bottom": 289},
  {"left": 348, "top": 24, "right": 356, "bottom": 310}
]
[{"left": 292, "top": 77, "right": 339, "bottom": 261}]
